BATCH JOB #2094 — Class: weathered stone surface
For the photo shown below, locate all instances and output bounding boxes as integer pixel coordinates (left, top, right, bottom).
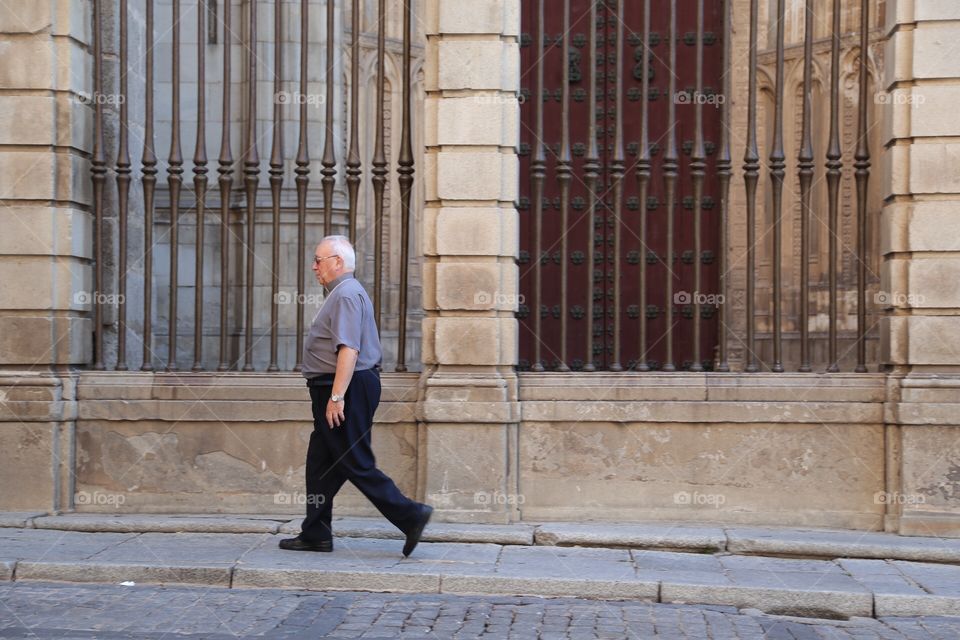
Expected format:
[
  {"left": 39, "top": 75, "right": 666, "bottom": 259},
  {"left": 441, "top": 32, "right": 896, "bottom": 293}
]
[
  {"left": 0, "top": 423, "right": 56, "bottom": 512},
  {"left": 0, "top": 513, "right": 44, "bottom": 529},
  {"left": 517, "top": 420, "right": 885, "bottom": 529},
  {"left": 729, "top": 527, "right": 960, "bottom": 563},
  {"left": 16, "top": 561, "right": 232, "bottom": 587},
  {"left": 33, "top": 514, "right": 283, "bottom": 534},
  {"left": 535, "top": 523, "right": 726, "bottom": 552}
]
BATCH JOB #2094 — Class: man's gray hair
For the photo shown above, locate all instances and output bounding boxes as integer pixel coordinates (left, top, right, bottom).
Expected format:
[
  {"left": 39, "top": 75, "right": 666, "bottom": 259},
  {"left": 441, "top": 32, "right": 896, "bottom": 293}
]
[{"left": 321, "top": 235, "right": 356, "bottom": 271}]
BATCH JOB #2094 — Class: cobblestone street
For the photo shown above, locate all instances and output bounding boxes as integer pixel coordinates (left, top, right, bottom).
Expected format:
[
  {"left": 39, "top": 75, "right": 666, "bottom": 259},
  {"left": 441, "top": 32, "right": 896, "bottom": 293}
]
[{"left": 2, "top": 582, "right": 960, "bottom": 639}]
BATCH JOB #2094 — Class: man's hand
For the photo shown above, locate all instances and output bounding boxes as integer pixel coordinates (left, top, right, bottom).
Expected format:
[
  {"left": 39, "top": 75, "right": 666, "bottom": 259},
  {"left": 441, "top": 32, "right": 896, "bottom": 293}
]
[{"left": 326, "top": 397, "right": 345, "bottom": 428}]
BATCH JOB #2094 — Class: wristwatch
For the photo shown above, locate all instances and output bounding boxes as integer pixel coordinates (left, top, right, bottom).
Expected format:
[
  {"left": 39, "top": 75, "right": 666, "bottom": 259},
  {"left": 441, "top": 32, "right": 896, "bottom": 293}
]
[{"left": 330, "top": 394, "right": 344, "bottom": 403}]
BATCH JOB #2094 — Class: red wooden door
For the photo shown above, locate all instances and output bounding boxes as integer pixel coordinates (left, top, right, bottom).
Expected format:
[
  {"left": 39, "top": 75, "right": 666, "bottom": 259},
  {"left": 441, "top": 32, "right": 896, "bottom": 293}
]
[{"left": 518, "top": 0, "right": 724, "bottom": 371}]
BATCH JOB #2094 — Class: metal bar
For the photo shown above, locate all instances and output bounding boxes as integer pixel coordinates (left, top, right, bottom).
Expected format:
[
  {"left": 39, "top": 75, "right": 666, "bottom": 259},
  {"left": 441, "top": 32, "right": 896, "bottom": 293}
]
[
  {"left": 716, "top": 0, "right": 731, "bottom": 372},
  {"left": 268, "top": 0, "right": 283, "bottom": 372},
  {"left": 243, "top": 0, "right": 260, "bottom": 372},
  {"left": 346, "top": 0, "right": 362, "bottom": 245},
  {"left": 798, "top": 0, "right": 815, "bottom": 372},
  {"left": 91, "top": 0, "right": 106, "bottom": 371},
  {"left": 141, "top": 0, "right": 157, "bottom": 372},
  {"left": 396, "top": 0, "right": 415, "bottom": 372},
  {"left": 583, "top": 0, "right": 598, "bottom": 373},
  {"left": 115, "top": 0, "right": 130, "bottom": 371},
  {"left": 167, "top": 0, "right": 183, "bottom": 372},
  {"left": 217, "top": 0, "right": 233, "bottom": 371},
  {"left": 743, "top": 0, "right": 760, "bottom": 373},
  {"left": 530, "top": 0, "right": 546, "bottom": 373},
  {"left": 295, "top": 0, "right": 310, "bottom": 371},
  {"left": 690, "top": 0, "right": 706, "bottom": 372},
  {"left": 609, "top": 0, "right": 625, "bottom": 372},
  {"left": 556, "top": 0, "right": 572, "bottom": 373},
  {"left": 372, "top": 0, "right": 387, "bottom": 328},
  {"left": 826, "top": 0, "right": 843, "bottom": 372},
  {"left": 662, "top": 0, "right": 678, "bottom": 372},
  {"left": 193, "top": 0, "right": 209, "bottom": 371},
  {"left": 855, "top": 0, "right": 871, "bottom": 373},
  {"left": 321, "top": 0, "right": 337, "bottom": 237},
  {"left": 769, "top": 0, "right": 786, "bottom": 373},
  {"left": 636, "top": 0, "right": 651, "bottom": 372}
]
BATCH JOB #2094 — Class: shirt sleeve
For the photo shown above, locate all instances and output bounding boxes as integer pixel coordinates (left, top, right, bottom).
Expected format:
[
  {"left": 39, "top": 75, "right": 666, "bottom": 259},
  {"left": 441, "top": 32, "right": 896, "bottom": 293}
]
[{"left": 330, "top": 294, "right": 364, "bottom": 353}]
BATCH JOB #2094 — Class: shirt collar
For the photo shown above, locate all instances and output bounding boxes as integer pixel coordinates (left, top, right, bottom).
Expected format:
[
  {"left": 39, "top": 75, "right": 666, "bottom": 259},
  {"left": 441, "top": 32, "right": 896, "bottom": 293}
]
[{"left": 325, "top": 272, "right": 355, "bottom": 293}]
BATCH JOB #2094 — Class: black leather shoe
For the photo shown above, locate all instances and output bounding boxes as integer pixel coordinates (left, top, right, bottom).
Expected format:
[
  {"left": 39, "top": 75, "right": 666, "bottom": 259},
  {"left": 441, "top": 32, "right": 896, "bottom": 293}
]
[
  {"left": 278, "top": 536, "right": 333, "bottom": 552},
  {"left": 402, "top": 504, "right": 433, "bottom": 557}
]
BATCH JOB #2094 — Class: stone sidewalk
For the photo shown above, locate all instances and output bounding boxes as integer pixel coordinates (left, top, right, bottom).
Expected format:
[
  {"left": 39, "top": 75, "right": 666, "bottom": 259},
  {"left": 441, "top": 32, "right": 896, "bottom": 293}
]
[{"left": 2, "top": 514, "right": 960, "bottom": 621}]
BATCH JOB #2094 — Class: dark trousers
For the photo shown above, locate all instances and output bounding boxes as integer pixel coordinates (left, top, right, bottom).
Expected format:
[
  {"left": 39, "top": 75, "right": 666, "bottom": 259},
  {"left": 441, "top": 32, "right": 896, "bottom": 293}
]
[{"left": 300, "top": 368, "right": 419, "bottom": 543}]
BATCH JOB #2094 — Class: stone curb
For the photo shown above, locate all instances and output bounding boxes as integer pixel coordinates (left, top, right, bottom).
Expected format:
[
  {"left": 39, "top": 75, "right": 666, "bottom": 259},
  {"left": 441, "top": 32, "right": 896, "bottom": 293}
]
[
  {"left": 6, "top": 514, "right": 960, "bottom": 565},
  {"left": 5, "top": 555, "right": 960, "bottom": 618}
]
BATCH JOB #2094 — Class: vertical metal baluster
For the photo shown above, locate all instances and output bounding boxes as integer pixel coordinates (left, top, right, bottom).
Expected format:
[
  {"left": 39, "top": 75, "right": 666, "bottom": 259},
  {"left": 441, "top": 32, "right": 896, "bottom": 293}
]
[
  {"left": 743, "top": 0, "right": 760, "bottom": 373},
  {"left": 167, "top": 0, "right": 183, "bottom": 372},
  {"left": 346, "top": 0, "right": 361, "bottom": 244},
  {"left": 372, "top": 0, "right": 387, "bottom": 327},
  {"left": 193, "top": 0, "right": 208, "bottom": 371},
  {"left": 321, "top": 0, "right": 337, "bottom": 237},
  {"left": 92, "top": 0, "right": 106, "bottom": 371},
  {"left": 690, "top": 0, "right": 706, "bottom": 372},
  {"left": 396, "top": 0, "right": 414, "bottom": 372},
  {"left": 556, "top": 0, "right": 572, "bottom": 373},
  {"left": 295, "top": 0, "right": 310, "bottom": 371},
  {"left": 769, "top": 0, "right": 786, "bottom": 373},
  {"left": 609, "top": 1, "right": 625, "bottom": 372},
  {"left": 217, "top": 0, "right": 233, "bottom": 371},
  {"left": 855, "top": 0, "right": 871, "bottom": 373},
  {"left": 662, "top": 0, "right": 678, "bottom": 372},
  {"left": 716, "top": 0, "right": 731, "bottom": 372},
  {"left": 636, "top": 0, "right": 651, "bottom": 372},
  {"left": 142, "top": 0, "right": 157, "bottom": 372},
  {"left": 116, "top": 0, "right": 130, "bottom": 371},
  {"left": 583, "top": 0, "right": 598, "bottom": 373},
  {"left": 530, "top": 0, "right": 546, "bottom": 373},
  {"left": 268, "top": 0, "right": 283, "bottom": 372},
  {"left": 798, "top": 0, "right": 815, "bottom": 372},
  {"left": 243, "top": 0, "right": 260, "bottom": 371},
  {"left": 826, "top": 0, "right": 842, "bottom": 372}
]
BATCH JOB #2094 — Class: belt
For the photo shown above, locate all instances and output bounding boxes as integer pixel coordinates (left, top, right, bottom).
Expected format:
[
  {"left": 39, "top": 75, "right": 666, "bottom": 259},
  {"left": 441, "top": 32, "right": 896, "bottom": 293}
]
[{"left": 305, "top": 367, "right": 381, "bottom": 387}]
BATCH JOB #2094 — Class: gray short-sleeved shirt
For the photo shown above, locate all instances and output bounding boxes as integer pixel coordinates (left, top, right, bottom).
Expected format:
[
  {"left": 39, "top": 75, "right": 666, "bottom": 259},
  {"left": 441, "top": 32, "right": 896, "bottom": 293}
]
[{"left": 302, "top": 273, "right": 382, "bottom": 377}]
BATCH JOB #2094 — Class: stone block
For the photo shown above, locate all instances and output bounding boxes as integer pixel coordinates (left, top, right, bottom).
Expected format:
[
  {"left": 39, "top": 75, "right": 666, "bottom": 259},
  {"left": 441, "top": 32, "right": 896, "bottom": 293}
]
[
  {"left": 436, "top": 207, "right": 517, "bottom": 257},
  {"left": 907, "top": 257, "right": 960, "bottom": 307},
  {"left": 909, "top": 142, "right": 960, "bottom": 194},
  {"left": 0, "top": 255, "right": 86, "bottom": 311},
  {"left": 437, "top": 95, "right": 504, "bottom": 146},
  {"left": 517, "top": 420, "right": 885, "bottom": 528},
  {"left": 0, "top": 422, "right": 54, "bottom": 511},
  {"left": 0, "top": 314, "right": 91, "bottom": 365},
  {"left": 0, "top": 96, "right": 55, "bottom": 145},
  {"left": 910, "top": 85, "right": 960, "bottom": 137},
  {"left": 913, "top": 23, "right": 960, "bottom": 79},
  {"left": 0, "top": 207, "right": 92, "bottom": 258},
  {"left": 438, "top": 0, "right": 509, "bottom": 35},
  {"left": 908, "top": 200, "right": 960, "bottom": 251},
  {"left": 882, "top": 27, "right": 914, "bottom": 91},
  {"left": 438, "top": 40, "right": 510, "bottom": 91},
  {"left": 433, "top": 316, "right": 515, "bottom": 365},
  {"left": 904, "top": 315, "right": 960, "bottom": 363},
  {"left": 900, "top": 425, "right": 960, "bottom": 513},
  {"left": 915, "top": 0, "right": 960, "bottom": 21},
  {"left": 436, "top": 151, "right": 503, "bottom": 200}
]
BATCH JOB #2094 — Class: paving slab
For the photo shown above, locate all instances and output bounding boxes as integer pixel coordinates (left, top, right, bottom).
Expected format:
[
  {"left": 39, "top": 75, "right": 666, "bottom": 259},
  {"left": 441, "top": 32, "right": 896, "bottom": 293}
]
[
  {"left": 536, "top": 523, "right": 726, "bottom": 552},
  {"left": 0, "top": 512, "right": 44, "bottom": 528},
  {"left": 33, "top": 514, "right": 283, "bottom": 534},
  {"left": 278, "top": 516, "right": 535, "bottom": 545},
  {"left": 85, "top": 532, "right": 268, "bottom": 565},
  {"left": 632, "top": 550, "right": 731, "bottom": 586},
  {"left": 0, "top": 528, "right": 136, "bottom": 562},
  {"left": 726, "top": 526, "right": 960, "bottom": 563},
  {"left": 661, "top": 580, "right": 873, "bottom": 619},
  {"left": 14, "top": 561, "right": 233, "bottom": 587},
  {"left": 0, "top": 560, "right": 14, "bottom": 581}
]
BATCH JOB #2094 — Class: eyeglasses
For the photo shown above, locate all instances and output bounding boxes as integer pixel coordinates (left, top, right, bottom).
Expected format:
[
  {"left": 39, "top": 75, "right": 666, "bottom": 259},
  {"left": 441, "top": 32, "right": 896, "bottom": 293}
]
[{"left": 313, "top": 254, "right": 339, "bottom": 265}]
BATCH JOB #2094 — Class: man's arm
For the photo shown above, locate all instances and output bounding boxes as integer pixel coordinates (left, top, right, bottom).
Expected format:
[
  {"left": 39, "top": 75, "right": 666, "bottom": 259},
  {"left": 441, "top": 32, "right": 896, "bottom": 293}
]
[{"left": 326, "top": 345, "right": 359, "bottom": 428}]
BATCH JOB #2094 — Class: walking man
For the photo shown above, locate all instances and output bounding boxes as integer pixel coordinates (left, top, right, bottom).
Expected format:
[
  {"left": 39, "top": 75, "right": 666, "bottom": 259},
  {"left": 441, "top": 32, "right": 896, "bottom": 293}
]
[{"left": 279, "top": 235, "right": 432, "bottom": 556}]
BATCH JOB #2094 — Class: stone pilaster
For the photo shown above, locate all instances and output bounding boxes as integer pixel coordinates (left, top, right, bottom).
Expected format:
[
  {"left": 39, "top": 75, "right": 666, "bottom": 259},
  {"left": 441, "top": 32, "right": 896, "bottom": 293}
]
[
  {"left": 0, "top": 0, "right": 92, "bottom": 510},
  {"left": 418, "top": 0, "right": 522, "bottom": 522},
  {"left": 881, "top": 0, "right": 960, "bottom": 536}
]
